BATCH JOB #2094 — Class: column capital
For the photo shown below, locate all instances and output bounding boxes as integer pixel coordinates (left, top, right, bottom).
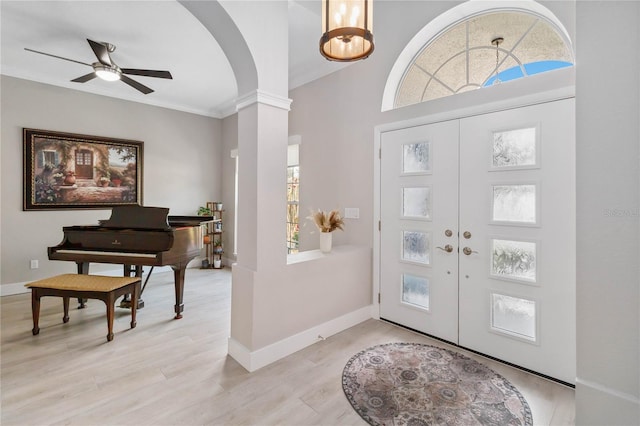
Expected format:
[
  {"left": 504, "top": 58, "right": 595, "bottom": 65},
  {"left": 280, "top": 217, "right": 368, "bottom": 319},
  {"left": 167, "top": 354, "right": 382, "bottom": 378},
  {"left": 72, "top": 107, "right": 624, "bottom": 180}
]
[{"left": 236, "top": 89, "right": 292, "bottom": 112}]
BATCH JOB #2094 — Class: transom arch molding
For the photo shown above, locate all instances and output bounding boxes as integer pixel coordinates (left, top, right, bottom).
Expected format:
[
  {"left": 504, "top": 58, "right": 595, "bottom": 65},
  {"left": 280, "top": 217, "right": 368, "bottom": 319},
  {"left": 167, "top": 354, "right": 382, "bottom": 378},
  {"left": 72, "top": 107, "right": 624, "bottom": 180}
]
[{"left": 381, "top": 0, "right": 575, "bottom": 112}]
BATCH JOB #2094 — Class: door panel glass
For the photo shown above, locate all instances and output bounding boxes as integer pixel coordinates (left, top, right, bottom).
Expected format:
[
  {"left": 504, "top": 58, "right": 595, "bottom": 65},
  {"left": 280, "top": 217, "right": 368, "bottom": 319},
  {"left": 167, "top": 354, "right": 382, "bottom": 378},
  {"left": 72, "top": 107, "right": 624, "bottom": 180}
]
[
  {"left": 402, "top": 187, "right": 432, "bottom": 220},
  {"left": 402, "top": 274, "right": 430, "bottom": 310},
  {"left": 491, "top": 239, "right": 537, "bottom": 282},
  {"left": 492, "top": 184, "right": 536, "bottom": 223},
  {"left": 402, "top": 142, "right": 431, "bottom": 174},
  {"left": 492, "top": 127, "right": 537, "bottom": 168},
  {"left": 491, "top": 293, "right": 536, "bottom": 342},
  {"left": 402, "top": 231, "right": 430, "bottom": 264}
]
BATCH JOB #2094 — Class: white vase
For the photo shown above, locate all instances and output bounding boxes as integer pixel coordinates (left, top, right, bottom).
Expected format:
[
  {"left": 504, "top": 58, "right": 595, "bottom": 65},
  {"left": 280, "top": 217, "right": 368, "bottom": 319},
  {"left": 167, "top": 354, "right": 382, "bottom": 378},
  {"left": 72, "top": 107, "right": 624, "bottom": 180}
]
[{"left": 319, "top": 232, "right": 332, "bottom": 253}]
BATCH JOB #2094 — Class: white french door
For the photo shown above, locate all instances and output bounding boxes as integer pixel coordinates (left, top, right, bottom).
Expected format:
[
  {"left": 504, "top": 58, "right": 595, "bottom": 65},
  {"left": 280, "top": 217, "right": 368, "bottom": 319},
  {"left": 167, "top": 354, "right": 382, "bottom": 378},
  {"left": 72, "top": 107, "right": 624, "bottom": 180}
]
[
  {"left": 379, "top": 99, "right": 575, "bottom": 383},
  {"left": 379, "top": 119, "right": 460, "bottom": 343}
]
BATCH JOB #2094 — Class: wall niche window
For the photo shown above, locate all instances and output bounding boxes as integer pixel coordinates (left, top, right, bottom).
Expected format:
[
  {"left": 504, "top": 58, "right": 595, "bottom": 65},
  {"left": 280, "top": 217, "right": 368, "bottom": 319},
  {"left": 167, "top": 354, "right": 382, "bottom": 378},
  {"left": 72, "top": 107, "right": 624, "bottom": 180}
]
[{"left": 287, "top": 143, "right": 300, "bottom": 254}]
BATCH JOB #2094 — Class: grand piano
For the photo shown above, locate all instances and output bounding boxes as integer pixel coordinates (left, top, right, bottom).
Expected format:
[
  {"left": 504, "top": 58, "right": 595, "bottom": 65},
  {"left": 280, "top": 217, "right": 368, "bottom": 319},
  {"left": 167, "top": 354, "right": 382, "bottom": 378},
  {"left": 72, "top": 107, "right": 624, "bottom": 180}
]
[{"left": 48, "top": 205, "right": 212, "bottom": 319}]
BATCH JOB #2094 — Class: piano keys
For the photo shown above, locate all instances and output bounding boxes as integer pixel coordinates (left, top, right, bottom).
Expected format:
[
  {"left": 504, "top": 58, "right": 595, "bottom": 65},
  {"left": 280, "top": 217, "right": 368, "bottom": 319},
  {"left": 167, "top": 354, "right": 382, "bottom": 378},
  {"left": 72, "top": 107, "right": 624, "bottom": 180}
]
[{"left": 48, "top": 205, "right": 213, "bottom": 319}]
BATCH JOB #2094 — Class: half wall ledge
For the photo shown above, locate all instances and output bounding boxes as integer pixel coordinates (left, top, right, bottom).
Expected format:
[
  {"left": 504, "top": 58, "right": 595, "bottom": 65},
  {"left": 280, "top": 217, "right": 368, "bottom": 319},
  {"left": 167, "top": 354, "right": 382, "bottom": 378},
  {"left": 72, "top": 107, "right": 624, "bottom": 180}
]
[{"left": 286, "top": 244, "right": 365, "bottom": 265}]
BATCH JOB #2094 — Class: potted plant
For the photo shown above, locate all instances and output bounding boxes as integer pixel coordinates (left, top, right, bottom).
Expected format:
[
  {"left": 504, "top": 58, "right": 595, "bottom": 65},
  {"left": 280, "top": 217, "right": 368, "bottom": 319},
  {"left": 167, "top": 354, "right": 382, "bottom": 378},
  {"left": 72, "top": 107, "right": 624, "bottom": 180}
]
[
  {"left": 213, "top": 240, "right": 223, "bottom": 253},
  {"left": 198, "top": 206, "right": 212, "bottom": 216},
  {"left": 309, "top": 209, "right": 345, "bottom": 253},
  {"left": 109, "top": 169, "right": 123, "bottom": 187},
  {"left": 98, "top": 176, "right": 110, "bottom": 187},
  {"left": 63, "top": 170, "right": 76, "bottom": 186},
  {"left": 52, "top": 171, "right": 65, "bottom": 186}
]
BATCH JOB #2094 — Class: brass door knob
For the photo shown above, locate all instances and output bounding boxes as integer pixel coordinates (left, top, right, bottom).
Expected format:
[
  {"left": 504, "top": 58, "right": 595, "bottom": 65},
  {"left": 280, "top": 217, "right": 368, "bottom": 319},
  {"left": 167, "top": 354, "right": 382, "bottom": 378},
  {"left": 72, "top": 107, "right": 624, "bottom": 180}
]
[
  {"left": 462, "top": 247, "right": 478, "bottom": 255},
  {"left": 463, "top": 231, "right": 472, "bottom": 239},
  {"left": 444, "top": 229, "right": 453, "bottom": 237},
  {"left": 437, "top": 244, "right": 454, "bottom": 253}
]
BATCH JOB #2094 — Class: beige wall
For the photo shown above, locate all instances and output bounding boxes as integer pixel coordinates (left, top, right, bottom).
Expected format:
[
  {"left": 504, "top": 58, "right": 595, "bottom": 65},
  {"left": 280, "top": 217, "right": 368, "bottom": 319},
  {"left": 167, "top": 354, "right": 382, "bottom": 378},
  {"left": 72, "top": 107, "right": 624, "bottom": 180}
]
[
  {"left": 575, "top": 2, "right": 640, "bottom": 424},
  {"left": 289, "top": 0, "right": 575, "bottom": 252},
  {"left": 290, "top": 1, "right": 637, "bottom": 421},
  {"left": 0, "top": 76, "right": 223, "bottom": 287},
  {"left": 224, "top": 0, "right": 575, "bottom": 362},
  {"left": 221, "top": 113, "right": 238, "bottom": 261}
]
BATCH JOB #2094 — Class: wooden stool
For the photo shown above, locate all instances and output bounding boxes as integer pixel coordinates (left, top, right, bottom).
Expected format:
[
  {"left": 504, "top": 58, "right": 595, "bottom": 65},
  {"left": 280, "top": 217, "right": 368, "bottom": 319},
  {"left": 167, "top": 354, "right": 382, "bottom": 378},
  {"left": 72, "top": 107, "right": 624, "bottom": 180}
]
[{"left": 25, "top": 274, "right": 141, "bottom": 342}]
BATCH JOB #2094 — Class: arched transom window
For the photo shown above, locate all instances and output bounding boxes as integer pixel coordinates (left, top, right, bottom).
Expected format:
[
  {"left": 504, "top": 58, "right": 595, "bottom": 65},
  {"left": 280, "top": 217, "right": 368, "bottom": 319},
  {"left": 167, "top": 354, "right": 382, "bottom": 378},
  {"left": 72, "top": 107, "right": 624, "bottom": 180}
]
[{"left": 395, "top": 11, "right": 574, "bottom": 108}]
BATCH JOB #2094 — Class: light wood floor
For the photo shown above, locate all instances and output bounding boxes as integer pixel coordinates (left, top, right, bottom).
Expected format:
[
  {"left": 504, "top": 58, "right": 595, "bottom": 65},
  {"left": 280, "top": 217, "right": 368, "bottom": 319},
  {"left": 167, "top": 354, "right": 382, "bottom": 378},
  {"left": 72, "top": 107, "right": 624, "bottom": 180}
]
[{"left": 1, "top": 268, "right": 575, "bottom": 425}]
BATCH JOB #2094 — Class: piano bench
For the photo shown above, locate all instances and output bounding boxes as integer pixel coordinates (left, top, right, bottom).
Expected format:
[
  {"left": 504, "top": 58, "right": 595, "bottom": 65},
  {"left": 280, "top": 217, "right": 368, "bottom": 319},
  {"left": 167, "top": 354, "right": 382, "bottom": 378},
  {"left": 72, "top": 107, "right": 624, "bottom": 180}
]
[{"left": 25, "top": 274, "right": 141, "bottom": 342}]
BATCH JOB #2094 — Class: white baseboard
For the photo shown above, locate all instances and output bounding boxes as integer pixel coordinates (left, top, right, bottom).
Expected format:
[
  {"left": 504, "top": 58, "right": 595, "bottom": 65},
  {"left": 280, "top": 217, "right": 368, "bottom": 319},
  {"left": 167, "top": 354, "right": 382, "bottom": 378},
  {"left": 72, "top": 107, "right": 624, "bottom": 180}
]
[
  {"left": 0, "top": 281, "right": 31, "bottom": 297},
  {"left": 228, "top": 304, "right": 374, "bottom": 372},
  {"left": 576, "top": 378, "right": 640, "bottom": 424}
]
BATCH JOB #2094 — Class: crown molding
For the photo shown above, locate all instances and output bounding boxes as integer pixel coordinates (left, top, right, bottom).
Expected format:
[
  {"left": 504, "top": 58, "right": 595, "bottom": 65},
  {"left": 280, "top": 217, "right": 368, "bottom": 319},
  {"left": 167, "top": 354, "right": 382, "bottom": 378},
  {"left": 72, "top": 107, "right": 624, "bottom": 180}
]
[{"left": 236, "top": 89, "right": 292, "bottom": 112}]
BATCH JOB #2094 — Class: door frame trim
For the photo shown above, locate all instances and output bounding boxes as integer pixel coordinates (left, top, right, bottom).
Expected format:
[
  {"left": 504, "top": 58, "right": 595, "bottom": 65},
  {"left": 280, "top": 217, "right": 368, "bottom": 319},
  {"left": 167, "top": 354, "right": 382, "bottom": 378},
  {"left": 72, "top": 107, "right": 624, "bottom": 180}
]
[{"left": 373, "top": 85, "right": 575, "bottom": 319}]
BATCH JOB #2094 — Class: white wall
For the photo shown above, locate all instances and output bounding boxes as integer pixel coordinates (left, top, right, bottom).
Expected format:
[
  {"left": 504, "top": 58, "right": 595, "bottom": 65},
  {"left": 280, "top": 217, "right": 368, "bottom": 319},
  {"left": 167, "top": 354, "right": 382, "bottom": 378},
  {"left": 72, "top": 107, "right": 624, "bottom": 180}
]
[
  {"left": 575, "top": 2, "right": 640, "bottom": 424},
  {"left": 1, "top": 76, "right": 223, "bottom": 287}
]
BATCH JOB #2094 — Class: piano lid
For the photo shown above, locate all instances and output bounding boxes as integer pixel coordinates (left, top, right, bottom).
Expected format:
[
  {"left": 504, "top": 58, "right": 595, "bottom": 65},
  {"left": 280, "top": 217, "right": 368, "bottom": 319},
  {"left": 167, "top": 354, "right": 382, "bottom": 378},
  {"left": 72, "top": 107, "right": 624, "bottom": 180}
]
[
  {"left": 99, "top": 206, "right": 172, "bottom": 231},
  {"left": 168, "top": 215, "right": 214, "bottom": 227}
]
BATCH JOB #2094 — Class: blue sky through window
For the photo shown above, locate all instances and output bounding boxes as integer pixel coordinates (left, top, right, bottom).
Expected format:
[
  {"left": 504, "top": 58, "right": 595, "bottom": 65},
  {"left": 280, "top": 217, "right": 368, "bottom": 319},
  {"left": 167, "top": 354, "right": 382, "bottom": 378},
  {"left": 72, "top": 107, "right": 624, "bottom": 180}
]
[{"left": 484, "top": 60, "right": 573, "bottom": 86}]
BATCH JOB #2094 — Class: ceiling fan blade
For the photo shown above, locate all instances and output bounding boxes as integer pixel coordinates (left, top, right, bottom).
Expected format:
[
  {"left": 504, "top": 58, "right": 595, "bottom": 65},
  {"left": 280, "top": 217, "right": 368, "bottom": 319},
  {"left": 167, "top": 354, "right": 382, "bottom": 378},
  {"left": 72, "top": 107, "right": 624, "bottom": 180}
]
[
  {"left": 71, "top": 73, "right": 97, "bottom": 83},
  {"left": 121, "top": 69, "right": 173, "bottom": 79},
  {"left": 87, "top": 39, "right": 112, "bottom": 66},
  {"left": 24, "top": 48, "right": 91, "bottom": 67},
  {"left": 120, "top": 74, "right": 154, "bottom": 94}
]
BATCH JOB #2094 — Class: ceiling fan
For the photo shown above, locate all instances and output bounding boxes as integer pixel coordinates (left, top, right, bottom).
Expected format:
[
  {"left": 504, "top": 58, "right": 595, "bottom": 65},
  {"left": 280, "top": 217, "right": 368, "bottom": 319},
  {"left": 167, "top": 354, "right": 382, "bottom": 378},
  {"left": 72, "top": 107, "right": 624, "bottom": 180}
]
[{"left": 24, "top": 38, "right": 172, "bottom": 94}]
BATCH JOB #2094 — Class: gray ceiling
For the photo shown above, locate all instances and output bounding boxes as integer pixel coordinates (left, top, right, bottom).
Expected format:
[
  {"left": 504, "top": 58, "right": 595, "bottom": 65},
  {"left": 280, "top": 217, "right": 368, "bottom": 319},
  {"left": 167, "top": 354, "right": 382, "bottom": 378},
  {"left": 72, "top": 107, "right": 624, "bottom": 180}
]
[{"left": 0, "top": 0, "right": 349, "bottom": 118}]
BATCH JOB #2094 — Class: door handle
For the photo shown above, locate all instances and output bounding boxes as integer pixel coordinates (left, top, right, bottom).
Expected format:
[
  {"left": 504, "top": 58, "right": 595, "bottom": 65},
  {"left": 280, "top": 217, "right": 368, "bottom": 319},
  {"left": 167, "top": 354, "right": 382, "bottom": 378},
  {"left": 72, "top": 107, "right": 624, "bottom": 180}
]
[
  {"left": 462, "top": 247, "right": 478, "bottom": 256},
  {"left": 436, "top": 244, "right": 454, "bottom": 253}
]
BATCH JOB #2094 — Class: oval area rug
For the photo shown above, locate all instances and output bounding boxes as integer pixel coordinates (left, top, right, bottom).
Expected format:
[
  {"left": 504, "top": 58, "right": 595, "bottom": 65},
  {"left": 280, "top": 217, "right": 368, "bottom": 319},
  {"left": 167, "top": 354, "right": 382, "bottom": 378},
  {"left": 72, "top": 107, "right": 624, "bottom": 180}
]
[{"left": 342, "top": 343, "right": 533, "bottom": 426}]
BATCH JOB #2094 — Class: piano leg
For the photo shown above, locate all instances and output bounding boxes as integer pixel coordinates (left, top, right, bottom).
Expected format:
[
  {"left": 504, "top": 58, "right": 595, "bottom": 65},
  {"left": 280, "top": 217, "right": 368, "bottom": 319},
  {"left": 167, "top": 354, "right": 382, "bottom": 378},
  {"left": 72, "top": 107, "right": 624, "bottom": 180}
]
[
  {"left": 120, "top": 265, "right": 145, "bottom": 309},
  {"left": 76, "top": 262, "right": 89, "bottom": 309},
  {"left": 172, "top": 266, "right": 186, "bottom": 319}
]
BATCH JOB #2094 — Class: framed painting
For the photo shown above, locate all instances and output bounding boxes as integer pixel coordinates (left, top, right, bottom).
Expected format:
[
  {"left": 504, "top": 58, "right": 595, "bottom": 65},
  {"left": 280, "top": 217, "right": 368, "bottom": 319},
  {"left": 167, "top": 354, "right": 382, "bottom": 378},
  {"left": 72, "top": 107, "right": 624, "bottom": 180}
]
[{"left": 23, "top": 128, "right": 143, "bottom": 210}]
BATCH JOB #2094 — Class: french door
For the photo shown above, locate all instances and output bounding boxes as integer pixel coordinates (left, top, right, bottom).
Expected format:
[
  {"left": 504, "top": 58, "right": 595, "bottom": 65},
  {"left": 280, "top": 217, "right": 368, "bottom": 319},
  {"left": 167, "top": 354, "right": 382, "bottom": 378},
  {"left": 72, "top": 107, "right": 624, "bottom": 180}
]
[
  {"left": 379, "top": 120, "right": 460, "bottom": 342},
  {"left": 75, "top": 149, "right": 93, "bottom": 179},
  {"left": 379, "top": 99, "right": 575, "bottom": 383}
]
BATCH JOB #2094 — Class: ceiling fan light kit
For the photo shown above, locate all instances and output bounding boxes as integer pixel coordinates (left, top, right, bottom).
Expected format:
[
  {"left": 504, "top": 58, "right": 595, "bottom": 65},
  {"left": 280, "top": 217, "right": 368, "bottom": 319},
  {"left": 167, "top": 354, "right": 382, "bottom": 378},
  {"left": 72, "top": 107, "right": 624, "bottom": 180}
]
[
  {"left": 25, "top": 38, "right": 172, "bottom": 94},
  {"left": 93, "top": 64, "right": 121, "bottom": 81}
]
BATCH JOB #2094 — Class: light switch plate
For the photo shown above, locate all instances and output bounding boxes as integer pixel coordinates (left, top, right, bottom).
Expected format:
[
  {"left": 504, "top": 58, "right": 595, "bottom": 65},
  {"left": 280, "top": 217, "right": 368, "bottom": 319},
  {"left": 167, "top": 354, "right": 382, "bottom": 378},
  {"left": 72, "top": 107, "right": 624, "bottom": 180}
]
[{"left": 344, "top": 208, "right": 360, "bottom": 219}]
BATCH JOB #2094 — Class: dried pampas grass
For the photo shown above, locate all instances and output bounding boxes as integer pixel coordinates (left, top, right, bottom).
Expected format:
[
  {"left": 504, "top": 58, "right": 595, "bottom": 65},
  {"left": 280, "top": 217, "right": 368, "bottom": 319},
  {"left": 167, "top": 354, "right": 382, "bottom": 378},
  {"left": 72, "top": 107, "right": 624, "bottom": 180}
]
[{"left": 309, "top": 209, "right": 345, "bottom": 233}]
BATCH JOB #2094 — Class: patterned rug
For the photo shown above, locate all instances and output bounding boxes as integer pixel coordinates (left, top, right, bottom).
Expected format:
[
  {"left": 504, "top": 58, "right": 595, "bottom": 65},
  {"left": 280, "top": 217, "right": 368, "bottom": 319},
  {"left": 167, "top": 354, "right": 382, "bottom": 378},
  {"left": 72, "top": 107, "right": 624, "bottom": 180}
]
[{"left": 342, "top": 343, "right": 533, "bottom": 426}]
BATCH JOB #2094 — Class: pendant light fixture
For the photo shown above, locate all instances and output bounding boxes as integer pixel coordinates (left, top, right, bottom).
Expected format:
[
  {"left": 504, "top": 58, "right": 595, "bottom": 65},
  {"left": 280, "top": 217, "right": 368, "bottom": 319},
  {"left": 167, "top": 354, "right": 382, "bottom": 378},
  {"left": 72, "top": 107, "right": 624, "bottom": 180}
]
[
  {"left": 491, "top": 37, "right": 504, "bottom": 85},
  {"left": 320, "top": 0, "right": 374, "bottom": 62}
]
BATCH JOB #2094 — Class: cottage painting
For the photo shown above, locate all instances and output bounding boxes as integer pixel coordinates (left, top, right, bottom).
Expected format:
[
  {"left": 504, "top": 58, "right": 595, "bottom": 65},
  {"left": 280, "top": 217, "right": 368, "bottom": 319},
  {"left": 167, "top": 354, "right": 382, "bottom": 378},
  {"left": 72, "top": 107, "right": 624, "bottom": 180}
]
[{"left": 23, "top": 128, "right": 143, "bottom": 210}]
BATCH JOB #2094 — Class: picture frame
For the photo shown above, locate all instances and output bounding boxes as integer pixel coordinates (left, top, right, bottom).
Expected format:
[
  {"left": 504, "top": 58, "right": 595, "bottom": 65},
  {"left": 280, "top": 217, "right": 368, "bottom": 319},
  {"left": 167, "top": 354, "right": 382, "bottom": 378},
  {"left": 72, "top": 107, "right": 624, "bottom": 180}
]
[{"left": 23, "top": 128, "right": 143, "bottom": 210}]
